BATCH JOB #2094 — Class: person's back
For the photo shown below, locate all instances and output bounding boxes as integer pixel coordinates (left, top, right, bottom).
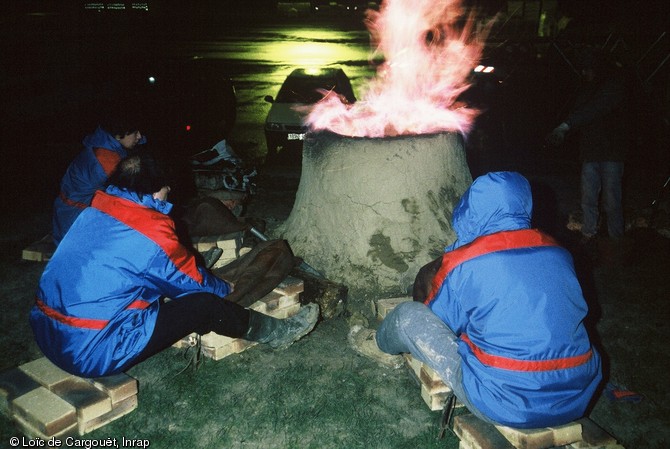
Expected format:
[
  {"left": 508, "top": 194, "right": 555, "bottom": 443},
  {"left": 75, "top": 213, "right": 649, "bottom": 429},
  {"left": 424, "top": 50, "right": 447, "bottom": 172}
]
[{"left": 424, "top": 172, "right": 602, "bottom": 427}]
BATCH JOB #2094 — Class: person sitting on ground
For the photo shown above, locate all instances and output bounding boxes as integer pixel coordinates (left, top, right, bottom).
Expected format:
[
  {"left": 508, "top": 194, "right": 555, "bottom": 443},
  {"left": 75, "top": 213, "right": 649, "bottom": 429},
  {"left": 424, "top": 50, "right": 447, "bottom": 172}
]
[
  {"left": 30, "top": 152, "right": 319, "bottom": 378},
  {"left": 350, "top": 171, "right": 602, "bottom": 429},
  {"left": 52, "top": 113, "right": 146, "bottom": 245}
]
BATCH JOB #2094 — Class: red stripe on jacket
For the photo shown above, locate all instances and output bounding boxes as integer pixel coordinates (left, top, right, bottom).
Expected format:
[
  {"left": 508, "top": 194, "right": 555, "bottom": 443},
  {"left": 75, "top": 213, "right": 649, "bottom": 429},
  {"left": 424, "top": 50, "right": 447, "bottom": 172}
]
[
  {"left": 461, "top": 334, "right": 593, "bottom": 371},
  {"left": 35, "top": 297, "right": 150, "bottom": 330},
  {"left": 424, "top": 229, "right": 559, "bottom": 306},
  {"left": 59, "top": 191, "right": 88, "bottom": 209},
  {"left": 94, "top": 148, "right": 122, "bottom": 176},
  {"left": 91, "top": 190, "right": 204, "bottom": 284}
]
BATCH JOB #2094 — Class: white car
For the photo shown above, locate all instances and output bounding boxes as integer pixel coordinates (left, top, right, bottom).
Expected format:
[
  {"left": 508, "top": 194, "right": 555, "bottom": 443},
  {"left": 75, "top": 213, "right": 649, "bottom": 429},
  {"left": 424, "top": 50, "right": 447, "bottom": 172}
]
[{"left": 264, "top": 67, "right": 356, "bottom": 161}]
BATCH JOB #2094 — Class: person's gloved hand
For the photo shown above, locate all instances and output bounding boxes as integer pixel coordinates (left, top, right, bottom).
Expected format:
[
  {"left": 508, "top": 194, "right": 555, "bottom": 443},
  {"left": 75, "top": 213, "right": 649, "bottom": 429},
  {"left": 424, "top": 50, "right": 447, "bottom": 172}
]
[{"left": 546, "top": 122, "right": 570, "bottom": 147}]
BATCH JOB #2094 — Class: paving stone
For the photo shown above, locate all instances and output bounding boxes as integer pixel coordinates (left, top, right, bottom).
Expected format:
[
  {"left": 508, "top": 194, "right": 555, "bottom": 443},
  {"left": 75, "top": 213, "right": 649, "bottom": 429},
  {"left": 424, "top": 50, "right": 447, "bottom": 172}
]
[
  {"left": 0, "top": 368, "right": 41, "bottom": 417},
  {"left": 18, "top": 358, "right": 74, "bottom": 389},
  {"left": 50, "top": 378, "right": 112, "bottom": 424},
  {"left": 87, "top": 373, "right": 138, "bottom": 405},
  {"left": 12, "top": 387, "right": 77, "bottom": 437}
]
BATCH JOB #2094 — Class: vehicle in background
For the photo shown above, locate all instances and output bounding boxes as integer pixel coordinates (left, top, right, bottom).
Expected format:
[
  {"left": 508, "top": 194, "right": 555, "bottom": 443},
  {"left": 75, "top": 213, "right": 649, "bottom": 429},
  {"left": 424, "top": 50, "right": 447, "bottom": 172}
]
[{"left": 264, "top": 67, "right": 356, "bottom": 162}]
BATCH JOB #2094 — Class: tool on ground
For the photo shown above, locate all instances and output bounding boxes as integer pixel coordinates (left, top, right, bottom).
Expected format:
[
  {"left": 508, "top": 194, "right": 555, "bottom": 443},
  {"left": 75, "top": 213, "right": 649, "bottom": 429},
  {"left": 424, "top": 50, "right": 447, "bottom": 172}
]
[
  {"left": 438, "top": 393, "right": 457, "bottom": 439},
  {"left": 248, "top": 227, "right": 325, "bottom": 279}
]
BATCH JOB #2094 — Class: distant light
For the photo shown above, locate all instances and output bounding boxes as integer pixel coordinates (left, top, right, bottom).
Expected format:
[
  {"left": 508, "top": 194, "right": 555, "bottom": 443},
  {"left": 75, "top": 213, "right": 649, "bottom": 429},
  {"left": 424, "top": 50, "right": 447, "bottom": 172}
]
[
  {"left": 186, "top": 125, "right": 191, "bottom": 131},
  {"left": 148, "top": 76, "right": 156, "bottom": 84},
  {"left": 474, "top": 65, "right": 495, "bottom": 74}
]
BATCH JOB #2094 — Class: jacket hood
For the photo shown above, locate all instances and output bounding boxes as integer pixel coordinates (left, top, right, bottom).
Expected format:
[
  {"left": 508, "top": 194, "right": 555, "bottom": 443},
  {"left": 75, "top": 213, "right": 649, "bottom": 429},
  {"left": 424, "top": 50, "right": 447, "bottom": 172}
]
[
  {"left": 448, "top": 171, "right": 532, "bottom": 250},
  {"left": 105, "top": 185, "right": 173, "bottom": 216}
]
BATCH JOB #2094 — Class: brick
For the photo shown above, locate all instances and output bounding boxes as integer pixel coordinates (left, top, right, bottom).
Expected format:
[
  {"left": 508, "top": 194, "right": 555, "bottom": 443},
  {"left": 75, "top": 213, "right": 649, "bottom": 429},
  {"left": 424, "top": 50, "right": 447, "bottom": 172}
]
[
  {"left": 80, "top": 394, "right": 138, "bottom": 435},
  {"left": 421, "top": 384, "right": 450, "bottom": 411},
  {"left": 201, "top": 339, "right": 257, "bottom": 361},
  {"left": 216, "top": 235, "right": 243, "bottom": 250},
  {"left": 0, "top": 368, "right": 41, "bottom": 417},
  {"left": 12, "top": 387, "right": 77, "bottom": 437},
  {"left": 200, "top": 331, "right": 237, "bottom": 349},
  {"left": 573, "top": 418, "right": 620, "bottom": 447},
  {"left": 13, "top": 412, "right": 78, "bottom": 440},
  {"left": 87, "top": 373, "right": 138, "bottom": 405},
  {"left": 376, "top": 296, "right": 412, "bottom": 320},
  {"left": 274, "top": 276, "right": 305, "bottom": 296},
  {"left": 266, "top": 302, "right": 301, "bottom": 319},
  {"left": 50, "top": 378, "right": 112, "bottom": 424},
  {"left": 193, "top": 232, "right": 242, "bottom": 245},
  {"left": 453, "top": 414, "right": 516, "bottom": 449},
  {"left": 21, "top": 234, "right": 55, "bottom": 262},
  {"left": 420, "top": 365, "right": 451, "bottom": 395},
  {"left": 194, "top": 241, "right": 218, "bottom": 252},
  {"left": 495, "top": 421, "right": 582, "bottom": 449},
  {"left": 19, "top": 358, "right": 74, "bottom": 389}
]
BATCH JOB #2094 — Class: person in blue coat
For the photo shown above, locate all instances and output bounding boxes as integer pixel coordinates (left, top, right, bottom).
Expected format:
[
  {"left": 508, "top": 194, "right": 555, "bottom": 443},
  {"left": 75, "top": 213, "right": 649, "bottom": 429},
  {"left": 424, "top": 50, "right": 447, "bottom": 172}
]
[
  {"left": 357, "top": 171, "right": 602, "bottom": 428},
  {"left": 52, "top": 117, "right": 146, "bottom": 245},
  {"left": 31, "top": 153, "right": 319, "bottom": 378}
]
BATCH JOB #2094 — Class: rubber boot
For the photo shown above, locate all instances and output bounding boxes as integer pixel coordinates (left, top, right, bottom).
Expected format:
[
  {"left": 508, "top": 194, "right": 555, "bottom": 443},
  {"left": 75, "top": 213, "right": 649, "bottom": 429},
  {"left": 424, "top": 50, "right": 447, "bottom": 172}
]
[{"left": 244, "top": 303, "right": 319, "bottom": 350}]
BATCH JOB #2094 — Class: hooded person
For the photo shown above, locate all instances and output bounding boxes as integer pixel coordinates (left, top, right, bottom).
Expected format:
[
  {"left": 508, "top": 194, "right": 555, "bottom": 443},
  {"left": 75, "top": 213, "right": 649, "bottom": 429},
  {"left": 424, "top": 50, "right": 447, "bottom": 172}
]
[
  {"left": 350, "top": 171, "right": 602, "bottom": 429},
  {"left": 51, "top": 114, "right": 147, "bottom": 245},
  {"left": 31, "top": 152, "right": 319, "bottom": 378}
]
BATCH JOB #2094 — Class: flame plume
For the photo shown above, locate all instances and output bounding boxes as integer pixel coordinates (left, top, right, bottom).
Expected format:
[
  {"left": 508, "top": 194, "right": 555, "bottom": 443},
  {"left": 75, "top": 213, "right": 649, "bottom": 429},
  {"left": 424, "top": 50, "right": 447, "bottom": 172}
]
[{"left": 306, "top": 0, "right": 487, "bottom": 138}]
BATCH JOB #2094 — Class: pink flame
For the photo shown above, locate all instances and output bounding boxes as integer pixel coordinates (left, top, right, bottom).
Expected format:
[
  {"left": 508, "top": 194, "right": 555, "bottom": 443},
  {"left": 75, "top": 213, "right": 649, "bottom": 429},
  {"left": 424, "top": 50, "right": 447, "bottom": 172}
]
[{"left": 306, "top": 0, "right": 488, "bottom": 137}]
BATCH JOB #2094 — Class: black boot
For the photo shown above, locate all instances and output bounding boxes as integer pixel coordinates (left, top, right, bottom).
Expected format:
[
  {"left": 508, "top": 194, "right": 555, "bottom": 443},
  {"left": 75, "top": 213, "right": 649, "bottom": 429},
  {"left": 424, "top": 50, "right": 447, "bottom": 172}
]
[{"left": 244, "top": 303, "right": 319, "bottom": 350}]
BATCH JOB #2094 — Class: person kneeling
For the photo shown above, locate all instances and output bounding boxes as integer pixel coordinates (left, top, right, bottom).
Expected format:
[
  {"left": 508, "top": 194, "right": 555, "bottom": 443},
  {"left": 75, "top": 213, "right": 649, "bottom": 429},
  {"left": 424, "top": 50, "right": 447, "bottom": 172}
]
[{"left": 30, "top": 153, "right": 318, "bottom": 378}]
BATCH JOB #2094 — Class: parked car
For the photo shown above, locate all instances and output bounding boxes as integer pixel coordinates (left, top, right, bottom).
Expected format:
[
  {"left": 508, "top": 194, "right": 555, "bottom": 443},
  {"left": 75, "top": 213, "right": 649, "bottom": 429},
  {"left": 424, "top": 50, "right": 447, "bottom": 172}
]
[{"left": 264, "top": 67, "right": 356, "bottom": 160}]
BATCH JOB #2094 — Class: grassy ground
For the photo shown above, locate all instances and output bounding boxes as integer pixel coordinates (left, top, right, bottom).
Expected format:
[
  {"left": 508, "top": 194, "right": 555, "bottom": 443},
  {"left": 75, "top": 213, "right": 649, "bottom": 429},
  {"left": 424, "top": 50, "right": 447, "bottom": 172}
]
[{"left": 1, "top": 155, "right": 669, "bottom": 448}]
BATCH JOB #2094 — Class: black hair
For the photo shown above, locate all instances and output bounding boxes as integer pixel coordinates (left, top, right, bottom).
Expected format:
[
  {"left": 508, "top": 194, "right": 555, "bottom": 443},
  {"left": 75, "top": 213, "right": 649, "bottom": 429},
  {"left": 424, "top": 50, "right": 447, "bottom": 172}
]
[
  {"left": 107, "top": 152, "right": 168, "bottom": 197},
  {"left": 97, "top": 100, "right": 143, "bottom": 137}
]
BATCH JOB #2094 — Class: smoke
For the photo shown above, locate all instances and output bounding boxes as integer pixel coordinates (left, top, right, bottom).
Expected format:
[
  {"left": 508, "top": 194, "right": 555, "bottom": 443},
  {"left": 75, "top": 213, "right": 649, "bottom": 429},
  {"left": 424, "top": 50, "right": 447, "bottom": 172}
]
[{"left": 305, "top": 0, "right": 489, "bottom": 138}]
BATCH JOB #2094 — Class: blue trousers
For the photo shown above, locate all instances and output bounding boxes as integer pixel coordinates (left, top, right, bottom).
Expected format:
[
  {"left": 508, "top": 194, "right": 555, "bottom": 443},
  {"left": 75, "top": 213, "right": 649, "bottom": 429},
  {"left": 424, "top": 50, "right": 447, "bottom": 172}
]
[
  {"left": 581, "top": 161, "right": 624, "bottom": 238},
  {"left": 376, "top": 301, "right": 493, "bottom": 424}
]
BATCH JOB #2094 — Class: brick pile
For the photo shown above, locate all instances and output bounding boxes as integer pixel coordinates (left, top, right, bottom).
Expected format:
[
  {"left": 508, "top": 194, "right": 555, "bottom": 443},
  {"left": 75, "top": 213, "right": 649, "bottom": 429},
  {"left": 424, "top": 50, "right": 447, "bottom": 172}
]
[
  {"left": 375, "top": 296, "right": 452, "bottom": 411},
  {"left": 454, "top": 413, "right": 625, "bottom": 449},
  {"left": 0, "top": 358, "right": 138, "bottom": 439},
  {"left": 191, "top": 232, "right": 251, "bottom": 269},
  {"left": 374, "top": 296, "right": 625, "bottom": 449},
  {"left": 173, "top": 276, "right": 305, "bottom": 360}
]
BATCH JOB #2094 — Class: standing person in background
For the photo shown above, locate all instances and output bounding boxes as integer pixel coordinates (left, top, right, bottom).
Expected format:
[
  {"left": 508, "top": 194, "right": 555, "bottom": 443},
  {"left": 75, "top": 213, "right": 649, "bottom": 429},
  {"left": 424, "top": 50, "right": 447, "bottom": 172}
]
[
  {"left": 52, "top": 113, "right": 146, "bottom": 245},
  {"left": 31, "top": 153, "right": 319, "bottom": 378},
  {"left": 547, "top": 46, "right": 631, "bottom": 245}
]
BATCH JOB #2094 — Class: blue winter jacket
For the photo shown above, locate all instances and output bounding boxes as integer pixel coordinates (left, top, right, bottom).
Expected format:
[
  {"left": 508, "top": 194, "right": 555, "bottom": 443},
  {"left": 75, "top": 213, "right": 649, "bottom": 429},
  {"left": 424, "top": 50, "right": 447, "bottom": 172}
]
[
  {"left": 424, "top": 172, "right": 602, "bottom": 428},
  {"left": 32, "top": 185, "right": 230, "bottom": 377},
  {"left": 52, "top": 126, "right": 145, "bottom": 244}
]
